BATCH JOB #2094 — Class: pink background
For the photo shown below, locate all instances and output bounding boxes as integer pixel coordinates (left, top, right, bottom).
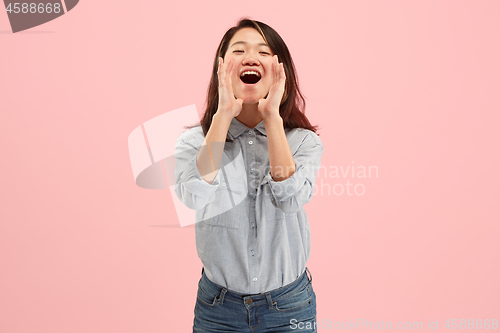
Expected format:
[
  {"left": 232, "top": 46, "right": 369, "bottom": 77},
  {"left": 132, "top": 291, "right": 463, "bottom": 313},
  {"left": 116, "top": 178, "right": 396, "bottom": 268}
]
[{"left": 1, "top": 0, "right": 499, "bottom": 332}]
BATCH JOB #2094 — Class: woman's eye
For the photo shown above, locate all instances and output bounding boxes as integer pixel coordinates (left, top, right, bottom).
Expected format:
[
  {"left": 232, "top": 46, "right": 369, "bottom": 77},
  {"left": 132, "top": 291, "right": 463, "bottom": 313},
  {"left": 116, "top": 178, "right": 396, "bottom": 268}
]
[
  {"left": 233, "top": 50, "right": 243, "bottom": 53},
  {"left": 260, "top": 52, "right": 270, "bottom": 55}
]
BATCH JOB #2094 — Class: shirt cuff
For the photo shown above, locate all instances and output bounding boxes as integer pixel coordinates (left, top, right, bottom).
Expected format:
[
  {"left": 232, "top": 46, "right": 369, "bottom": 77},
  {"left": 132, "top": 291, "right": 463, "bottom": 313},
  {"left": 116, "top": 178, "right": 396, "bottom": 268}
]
[
  {"left": 263, "top": 162, "right": 307, "bottom": 202},
  {"left": 182, "top": 152, "right": 223, "bottom": 198}
]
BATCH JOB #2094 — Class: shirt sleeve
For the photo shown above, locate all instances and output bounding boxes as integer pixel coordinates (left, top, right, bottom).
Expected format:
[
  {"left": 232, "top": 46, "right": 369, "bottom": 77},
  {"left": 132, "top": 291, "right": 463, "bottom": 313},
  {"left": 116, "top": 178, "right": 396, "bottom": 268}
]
[
  {"left": 174, "top": 132, "right": 223, "bottom": 210},
  {"left": 262, "top": 130, "right": 324, "bottom": 214}
]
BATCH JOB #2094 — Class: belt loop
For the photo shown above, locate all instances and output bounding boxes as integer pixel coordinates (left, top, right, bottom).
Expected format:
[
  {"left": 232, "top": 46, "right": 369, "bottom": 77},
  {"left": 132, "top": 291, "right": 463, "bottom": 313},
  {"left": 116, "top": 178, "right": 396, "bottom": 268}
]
[
  {"left": 305, "top": 267, "right": 312, "bottom": 284},
  {"left": 265, "top": 292, "right": 273, "bottom": 309},
  {"left": 217, "top": 288, "right": 227, "bottom": 305}
]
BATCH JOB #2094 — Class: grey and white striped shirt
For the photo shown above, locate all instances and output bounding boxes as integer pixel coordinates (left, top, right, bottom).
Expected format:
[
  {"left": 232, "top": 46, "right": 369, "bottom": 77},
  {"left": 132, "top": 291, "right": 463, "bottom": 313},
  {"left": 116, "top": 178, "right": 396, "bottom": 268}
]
[{"left": 174, "top": 117, "right": 323, "bottom": 294}]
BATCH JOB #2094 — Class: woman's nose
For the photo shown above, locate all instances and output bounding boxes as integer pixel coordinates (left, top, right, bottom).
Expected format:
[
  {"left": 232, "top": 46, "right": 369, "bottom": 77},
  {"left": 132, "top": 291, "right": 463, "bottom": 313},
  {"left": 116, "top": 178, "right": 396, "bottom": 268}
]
[{"left": 242, "top": 53, "right": 259, "bottom": 65}]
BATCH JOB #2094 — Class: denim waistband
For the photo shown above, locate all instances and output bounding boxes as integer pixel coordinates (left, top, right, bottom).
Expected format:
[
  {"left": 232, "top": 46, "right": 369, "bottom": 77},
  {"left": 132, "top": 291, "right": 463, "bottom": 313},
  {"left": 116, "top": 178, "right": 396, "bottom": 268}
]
[{"left": 198, "top": 267, "right": 312, "bottom": 307}]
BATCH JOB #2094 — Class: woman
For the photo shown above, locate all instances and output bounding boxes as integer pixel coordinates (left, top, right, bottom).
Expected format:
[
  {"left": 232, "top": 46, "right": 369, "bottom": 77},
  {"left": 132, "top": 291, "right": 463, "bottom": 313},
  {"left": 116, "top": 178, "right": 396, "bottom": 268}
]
[{"left": 174, "top": 18, "right": 323, "bottom": 332}]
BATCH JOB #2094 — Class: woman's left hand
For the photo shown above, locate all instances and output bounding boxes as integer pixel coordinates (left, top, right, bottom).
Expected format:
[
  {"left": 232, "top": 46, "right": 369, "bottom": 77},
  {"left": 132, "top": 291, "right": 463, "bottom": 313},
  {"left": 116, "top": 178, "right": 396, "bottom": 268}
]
[{"left": 258, "top": 55, "right": 286, "bottom": 120}]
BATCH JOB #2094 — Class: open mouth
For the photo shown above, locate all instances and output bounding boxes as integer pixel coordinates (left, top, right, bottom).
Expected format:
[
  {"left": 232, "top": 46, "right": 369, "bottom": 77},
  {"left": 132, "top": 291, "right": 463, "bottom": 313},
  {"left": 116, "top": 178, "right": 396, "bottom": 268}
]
[{"left": 240, "top": 70, "right": 261, "bottom": 84}]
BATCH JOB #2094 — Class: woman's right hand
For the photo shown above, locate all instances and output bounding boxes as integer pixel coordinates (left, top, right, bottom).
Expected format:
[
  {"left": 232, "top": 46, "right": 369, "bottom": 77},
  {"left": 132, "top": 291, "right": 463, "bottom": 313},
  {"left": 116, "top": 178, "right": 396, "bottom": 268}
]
[{"left": 216, "top": 56, "right": 243, "bottom": 119}]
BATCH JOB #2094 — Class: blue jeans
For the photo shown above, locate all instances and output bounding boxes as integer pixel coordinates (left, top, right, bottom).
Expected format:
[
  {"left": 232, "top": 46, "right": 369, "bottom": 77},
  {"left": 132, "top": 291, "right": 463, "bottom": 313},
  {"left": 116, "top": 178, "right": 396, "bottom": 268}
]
[{"left": 193, "top": 267, "right": 317, "bottom": 332}]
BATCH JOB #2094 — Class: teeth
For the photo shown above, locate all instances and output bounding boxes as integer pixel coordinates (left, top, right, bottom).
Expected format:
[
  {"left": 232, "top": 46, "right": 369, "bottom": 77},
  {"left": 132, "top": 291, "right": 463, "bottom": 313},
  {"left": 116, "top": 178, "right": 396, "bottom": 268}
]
[{"left": 241, "top": 71, "right": 261, "bottom": 77}]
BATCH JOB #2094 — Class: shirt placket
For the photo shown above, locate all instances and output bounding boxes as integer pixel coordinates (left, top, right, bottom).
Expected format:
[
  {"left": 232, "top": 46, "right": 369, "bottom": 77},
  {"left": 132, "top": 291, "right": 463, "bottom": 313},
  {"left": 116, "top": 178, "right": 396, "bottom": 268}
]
[{"left": 244, "top": 129, "right": 260, "bottom": 293}]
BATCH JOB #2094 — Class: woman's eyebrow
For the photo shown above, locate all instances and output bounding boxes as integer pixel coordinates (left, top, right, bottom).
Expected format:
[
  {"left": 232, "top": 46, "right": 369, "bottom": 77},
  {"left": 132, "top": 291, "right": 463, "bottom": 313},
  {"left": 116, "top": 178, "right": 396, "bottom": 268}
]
[{"left": 229, "top": 41, "right": 270, "bottom": 48}]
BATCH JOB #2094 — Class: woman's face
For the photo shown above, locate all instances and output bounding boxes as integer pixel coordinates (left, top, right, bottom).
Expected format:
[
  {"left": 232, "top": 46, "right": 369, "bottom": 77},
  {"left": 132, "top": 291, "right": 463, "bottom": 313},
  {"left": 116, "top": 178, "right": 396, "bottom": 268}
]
[{"left": 224, "top": 27, "right": 275, "bottom": 105}]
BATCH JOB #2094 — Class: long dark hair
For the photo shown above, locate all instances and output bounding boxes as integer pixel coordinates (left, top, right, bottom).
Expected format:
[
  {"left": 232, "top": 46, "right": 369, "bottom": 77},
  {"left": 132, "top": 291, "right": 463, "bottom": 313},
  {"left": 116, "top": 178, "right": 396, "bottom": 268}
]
[{"left": 186, "top": 18, "right": 320, "bottom": 142}]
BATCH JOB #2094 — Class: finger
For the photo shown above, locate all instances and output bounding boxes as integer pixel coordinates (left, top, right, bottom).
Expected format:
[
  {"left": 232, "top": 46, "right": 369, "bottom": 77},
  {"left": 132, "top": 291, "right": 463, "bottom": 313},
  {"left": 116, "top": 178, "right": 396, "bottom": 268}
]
[
  {"left": 222, "top": 56, "right": 233, "bottom": 82},
  {"left": 226, "top": 56, "right": 234, "bottom": 88},
  {"left": 275, "top": 63, "right": 285, "bottom": 96},
  {"left": 272, "top": 55, "right": 276, "bottom": 84},
  {"left": 279, "top": 63, "right": 286, "bottom": 85},
  {"left": 221, "top": 56, "right": 233, "bottom": 91},
  {"left": 218, "top": 57, "right": 226, "bottom": 88},
  {"left": 271, "top": 55, "right": 280, "bottom": 94},
  {"left": 226, "top": 56, "right": 237, "bottom": 98},
  {"left": 217, "top": 57, "right": 222, "bottom": 74},
  {"left": 266, "top": 56, "right": 276, "bottom": 98},
  {"left": 271, "top": 58, "right": 285, "bottom": 102},
  {"left": 274, "top": 55, "right": 280, "bottom": 85}
]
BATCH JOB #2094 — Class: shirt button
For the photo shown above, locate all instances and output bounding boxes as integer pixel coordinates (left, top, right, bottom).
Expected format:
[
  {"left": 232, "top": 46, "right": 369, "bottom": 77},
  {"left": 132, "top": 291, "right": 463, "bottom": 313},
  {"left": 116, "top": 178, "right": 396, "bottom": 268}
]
[
  {"left": 222, "top": 181, "right": 226, "bottom": 186},
  {"left": 250, "top": 168, "right": 254, "bottom": 173},
  {"left": 248, "top": 130, "right": 253, "bottom": 134},
  {"left": 248, "top": 140, "right": 253, "bottom": 145},
  {"left": 253, "top": 277, "right": 257, "bottom": 282},
  {"left": 251, "top": 250, "right": 255, "bottom": 255},
  {"left": 251, "top": 223, "right": 255, "bottom": 228}
]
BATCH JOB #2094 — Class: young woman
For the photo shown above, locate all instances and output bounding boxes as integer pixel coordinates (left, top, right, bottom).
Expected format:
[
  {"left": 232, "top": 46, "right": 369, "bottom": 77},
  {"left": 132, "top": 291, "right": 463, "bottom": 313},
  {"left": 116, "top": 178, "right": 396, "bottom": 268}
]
[{"left": 174, "top": 18, "right": 324, "bottom": 332}]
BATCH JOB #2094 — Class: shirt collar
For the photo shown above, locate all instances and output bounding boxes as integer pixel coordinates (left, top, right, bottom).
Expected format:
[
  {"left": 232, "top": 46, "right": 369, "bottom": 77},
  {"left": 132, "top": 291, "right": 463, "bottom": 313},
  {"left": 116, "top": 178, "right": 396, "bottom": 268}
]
[{"left": 228, "top": 117, "right": 267, "bottom": 139}]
